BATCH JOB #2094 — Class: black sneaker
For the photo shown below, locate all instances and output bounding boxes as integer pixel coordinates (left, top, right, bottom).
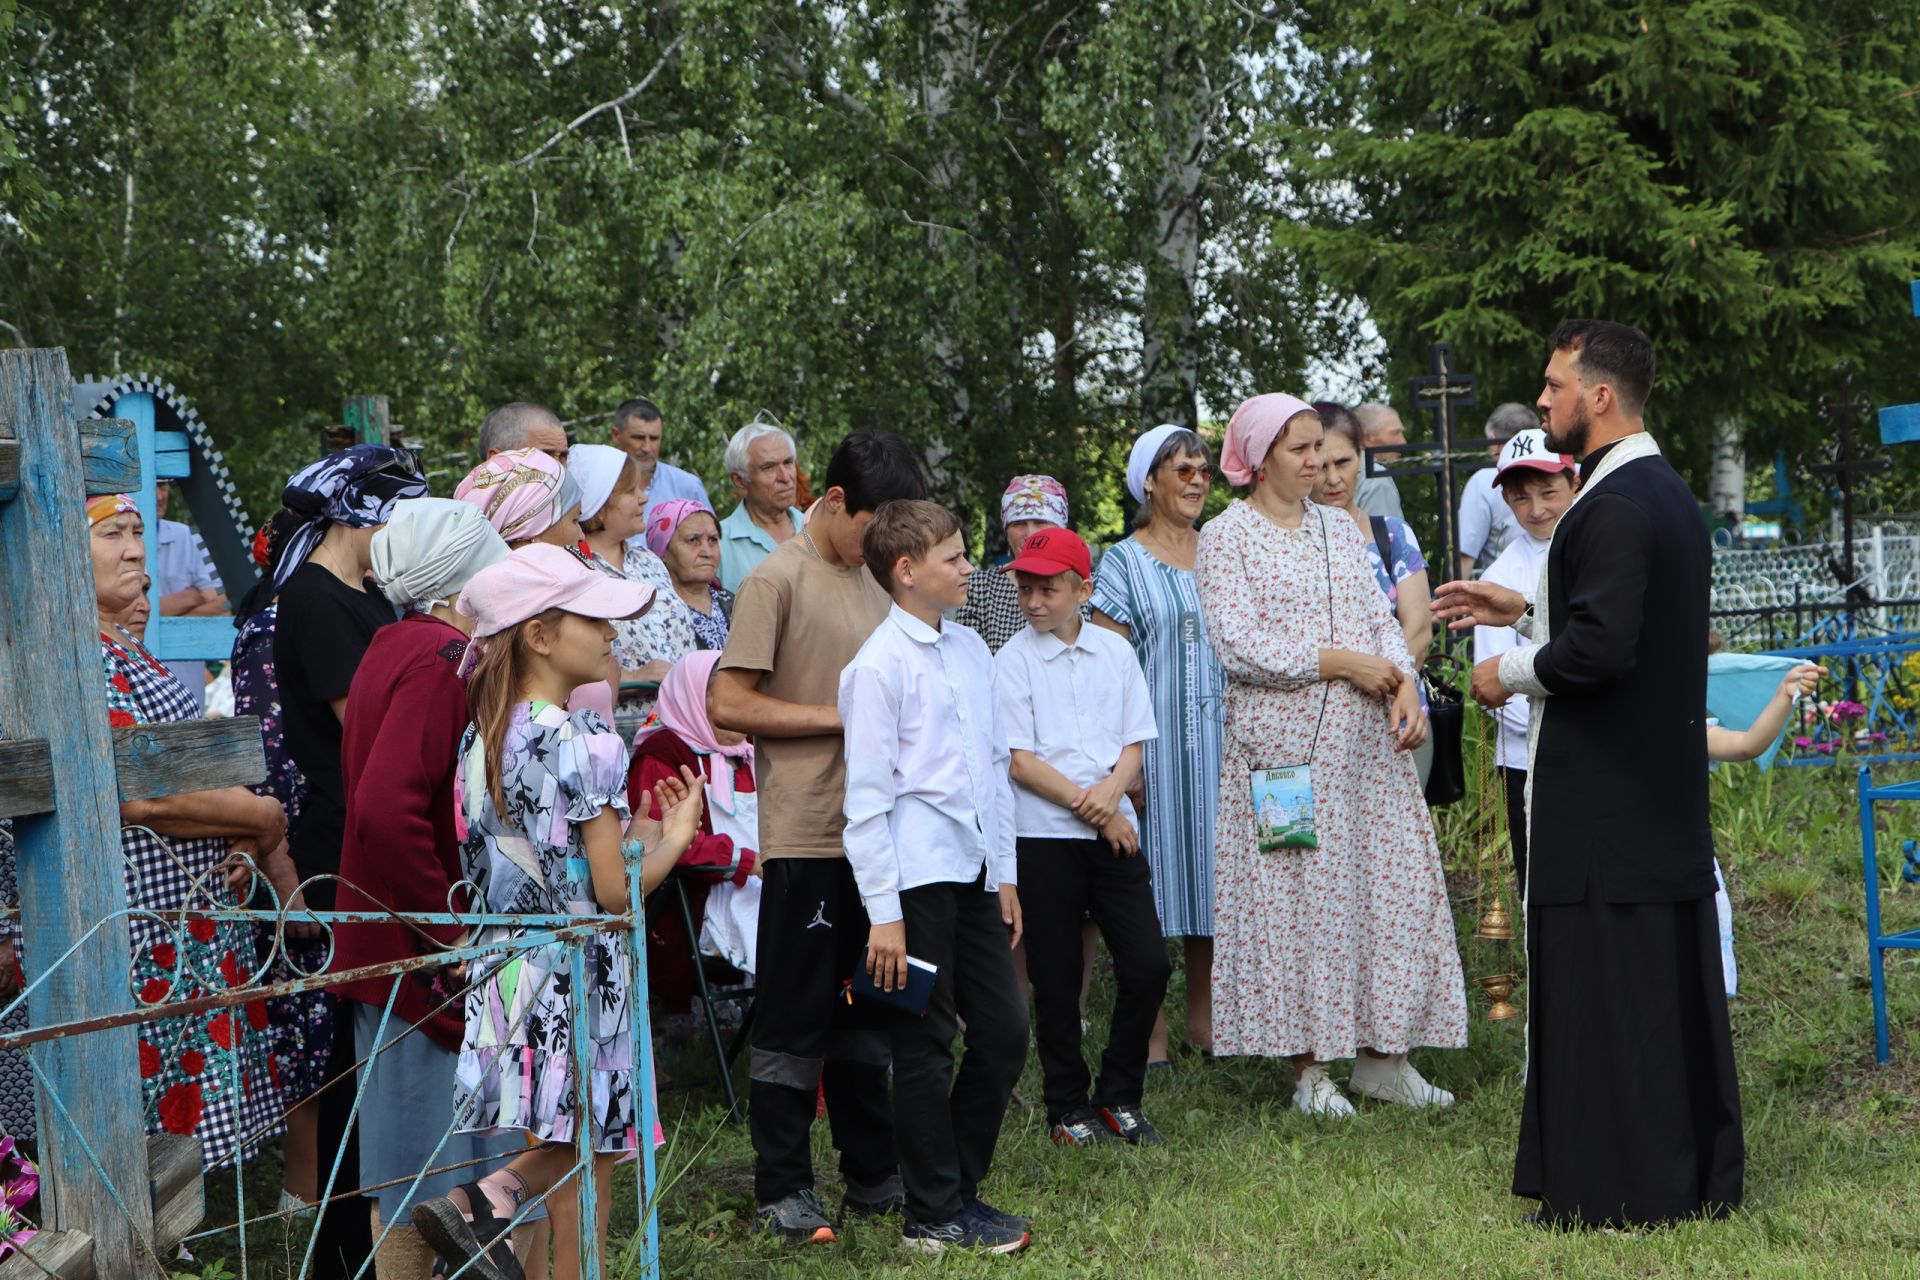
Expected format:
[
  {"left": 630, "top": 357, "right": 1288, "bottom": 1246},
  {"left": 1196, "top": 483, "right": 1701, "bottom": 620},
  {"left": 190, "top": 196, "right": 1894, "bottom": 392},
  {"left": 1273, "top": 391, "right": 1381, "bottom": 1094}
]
[
  {"left": 1049, "top": 1107, "right": 1116, "bottom": 1147},
  {"left": 1099, "top": 1103, "right": 1164, "bottom": 1147},
  {"left": 901, "top": 1214, "right": 1030, "bottom": 1255},
  {"left": 962, "top": 1195, "right": 1032, "bottom": 1234},
  {"left": 754, "top": 1188, "right": 836, "bottom": 1244},
  {"left": 842, "top": 1172, "right": 904, "bottom": 1218}
]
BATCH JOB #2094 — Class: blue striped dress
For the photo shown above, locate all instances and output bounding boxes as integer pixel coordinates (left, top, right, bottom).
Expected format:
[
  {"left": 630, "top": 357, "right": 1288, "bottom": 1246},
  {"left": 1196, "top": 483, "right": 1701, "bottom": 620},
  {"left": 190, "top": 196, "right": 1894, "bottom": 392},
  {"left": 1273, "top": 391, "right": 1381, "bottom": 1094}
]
[{"left": 1090, "top": 538, "right": 1225, "bottom": 938}]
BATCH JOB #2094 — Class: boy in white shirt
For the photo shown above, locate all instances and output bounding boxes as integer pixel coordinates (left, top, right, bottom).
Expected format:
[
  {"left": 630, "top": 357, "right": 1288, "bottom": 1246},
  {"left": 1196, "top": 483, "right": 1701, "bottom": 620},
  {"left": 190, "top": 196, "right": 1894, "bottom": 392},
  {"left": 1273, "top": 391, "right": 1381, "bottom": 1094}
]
[
  {"left": 994, "top": 527, "right": 1170, "bottom": 1148},
  {"left": 839, "top": 500, "right": 1031, "bottom": 1256},
  {"left": 1472, "top": 427, "right": 1578, "bottom": 893}
]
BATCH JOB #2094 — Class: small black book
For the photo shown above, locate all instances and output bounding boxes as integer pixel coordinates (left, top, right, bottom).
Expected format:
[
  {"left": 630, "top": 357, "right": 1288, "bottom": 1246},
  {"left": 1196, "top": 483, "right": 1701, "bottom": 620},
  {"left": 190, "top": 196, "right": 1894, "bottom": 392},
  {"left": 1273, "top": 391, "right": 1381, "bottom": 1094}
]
[{"left": 845, "top": 949, "right": 939, "bottom": 1015}]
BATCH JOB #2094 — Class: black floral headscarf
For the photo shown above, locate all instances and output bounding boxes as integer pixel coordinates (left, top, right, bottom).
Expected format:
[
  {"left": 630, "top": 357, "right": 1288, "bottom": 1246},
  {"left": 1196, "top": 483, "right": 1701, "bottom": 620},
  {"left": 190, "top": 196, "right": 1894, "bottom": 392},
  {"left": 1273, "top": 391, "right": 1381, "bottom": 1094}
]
[{"left": 272, "top": 445, "right": 428, "bottom": 592}]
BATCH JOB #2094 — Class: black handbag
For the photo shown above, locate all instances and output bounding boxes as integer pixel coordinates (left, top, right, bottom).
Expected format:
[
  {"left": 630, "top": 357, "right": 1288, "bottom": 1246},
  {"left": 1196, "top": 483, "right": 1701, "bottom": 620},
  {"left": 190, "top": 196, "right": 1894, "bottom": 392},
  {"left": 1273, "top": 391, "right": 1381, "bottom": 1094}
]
[{"left": 1421, "top": 663, "right": 1466, "bottom": 807}]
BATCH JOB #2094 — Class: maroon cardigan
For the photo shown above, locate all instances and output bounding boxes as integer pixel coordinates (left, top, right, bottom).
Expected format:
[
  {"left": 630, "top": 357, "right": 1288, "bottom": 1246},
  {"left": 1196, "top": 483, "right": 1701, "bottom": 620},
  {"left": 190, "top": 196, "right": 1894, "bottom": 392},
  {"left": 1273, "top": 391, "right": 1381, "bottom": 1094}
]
[{"left": 332, "top": 613, "right": 472, "bottom": 1049}]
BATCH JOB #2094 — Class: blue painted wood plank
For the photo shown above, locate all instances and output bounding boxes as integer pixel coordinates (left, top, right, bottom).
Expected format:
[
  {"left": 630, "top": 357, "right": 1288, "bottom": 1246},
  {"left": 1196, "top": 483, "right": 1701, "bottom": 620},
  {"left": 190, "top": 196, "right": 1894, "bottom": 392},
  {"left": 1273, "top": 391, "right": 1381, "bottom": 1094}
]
[
  {"left": 0, "top": 347, "right": 154, "bottom": 1258},
  {"left": 77, "top": 417, "right": 139, "bottom": 495},
  {"left": 1879, "top": 403, "right": 1920, "bottom": 447},
  {"left": 148, "top": 614, "right": 236, "bottom": 662},
  {"left": 1910, "top": 279, "right": 1920, "bottom": 318},
  {"left": 153, "top": 429, "right": 191, "bottom": 480}
]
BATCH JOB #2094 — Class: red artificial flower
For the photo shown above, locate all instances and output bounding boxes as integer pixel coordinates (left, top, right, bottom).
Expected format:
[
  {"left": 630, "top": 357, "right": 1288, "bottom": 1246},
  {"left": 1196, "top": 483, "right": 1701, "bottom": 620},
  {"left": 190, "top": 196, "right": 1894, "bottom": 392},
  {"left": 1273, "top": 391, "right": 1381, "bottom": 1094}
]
[
  {"left": 150, "top": 942, "right": 177, "bottom": 969},
  {"left": 157, "top": 1083, "right": 204, "bottom": 1136},
  {"left": 179, "top": 1050, "right": 205, "bottom": 1078},
  {"left": 251, "top": 525, "right": 272, "bottom": 569},
  {"left": 219, "top": 950, "right": 243, "bottom": 989},
  {"left": 139, "top": 978, "right": 171, "bottom": 1005},
  {"left": 109, "top": 709, "right": 136, "bottom": 728},
  {"left": 187, "top": 918, "right": 217, "bottom": 944},
  {"left": 245, "top": 1000, "right": 269, "bottom": 1031},
  {"left": 207, "top": 1013, "right": 234, "bottom": 1050},
  {"left": 138, "top": 1041, "right": 161, "bottom": 1079}
]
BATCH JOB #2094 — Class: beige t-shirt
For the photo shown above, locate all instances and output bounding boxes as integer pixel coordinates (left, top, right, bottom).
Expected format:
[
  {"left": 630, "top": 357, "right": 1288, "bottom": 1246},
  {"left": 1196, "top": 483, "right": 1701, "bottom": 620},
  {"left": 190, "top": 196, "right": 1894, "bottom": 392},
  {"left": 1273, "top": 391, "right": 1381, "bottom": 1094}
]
[{"left": 718, "top": 533, "right": 891, "bottom": 859}]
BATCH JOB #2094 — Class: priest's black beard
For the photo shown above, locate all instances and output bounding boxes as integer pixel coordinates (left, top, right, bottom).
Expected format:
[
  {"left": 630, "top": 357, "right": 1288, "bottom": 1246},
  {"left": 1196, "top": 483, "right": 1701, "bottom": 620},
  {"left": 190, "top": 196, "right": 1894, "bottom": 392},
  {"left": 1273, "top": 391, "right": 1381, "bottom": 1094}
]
[{"left": 1544, "top": 402, "right": 1591, "bottom": 456}]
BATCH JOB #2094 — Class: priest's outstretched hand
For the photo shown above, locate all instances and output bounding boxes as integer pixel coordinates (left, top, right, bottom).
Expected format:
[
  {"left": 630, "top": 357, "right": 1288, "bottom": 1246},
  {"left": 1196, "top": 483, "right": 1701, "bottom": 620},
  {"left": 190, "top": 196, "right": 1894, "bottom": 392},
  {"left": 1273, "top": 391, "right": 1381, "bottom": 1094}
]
[
  {"left": 1433, "top": 578, "right": 1527, "bottom": 631},
  {"left": 1470, "top": 655, "right": 1512, "bottom": 708}
]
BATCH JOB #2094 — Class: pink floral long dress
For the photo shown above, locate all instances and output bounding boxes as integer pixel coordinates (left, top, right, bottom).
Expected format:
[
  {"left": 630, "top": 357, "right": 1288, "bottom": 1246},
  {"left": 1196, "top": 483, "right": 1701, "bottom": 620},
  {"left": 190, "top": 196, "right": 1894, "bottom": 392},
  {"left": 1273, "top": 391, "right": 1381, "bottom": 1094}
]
[{"left": 1196, "top": 499, "right": 1467, "bottom": 1061}]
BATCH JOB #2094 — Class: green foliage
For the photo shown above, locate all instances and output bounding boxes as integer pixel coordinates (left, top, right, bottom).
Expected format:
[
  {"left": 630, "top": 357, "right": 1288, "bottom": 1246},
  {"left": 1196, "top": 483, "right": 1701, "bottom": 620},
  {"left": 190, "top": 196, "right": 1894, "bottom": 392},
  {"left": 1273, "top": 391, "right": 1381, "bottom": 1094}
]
[{"left": 1280, "top": 0, "right": 1920, "bottom": 478}]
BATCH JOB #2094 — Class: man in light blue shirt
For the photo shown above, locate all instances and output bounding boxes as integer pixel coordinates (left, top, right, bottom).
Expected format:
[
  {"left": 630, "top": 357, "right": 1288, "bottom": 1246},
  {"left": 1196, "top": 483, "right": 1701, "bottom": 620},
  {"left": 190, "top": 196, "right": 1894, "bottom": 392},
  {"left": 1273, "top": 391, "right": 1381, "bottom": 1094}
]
[
  {"left": 154, "top": 481, "right": 228, "bottom": 712},
  {"left": 718, "top": 421, "right": 805, "bottom": 591},
  {"left": 611, "top": 396, "right": 711, "bottom": 524}
]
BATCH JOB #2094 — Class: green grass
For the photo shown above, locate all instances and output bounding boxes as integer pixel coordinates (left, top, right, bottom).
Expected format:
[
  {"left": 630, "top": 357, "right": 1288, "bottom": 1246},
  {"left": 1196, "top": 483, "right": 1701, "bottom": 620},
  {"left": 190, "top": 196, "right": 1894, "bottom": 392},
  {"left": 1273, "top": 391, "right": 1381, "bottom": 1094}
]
[{"left": 180, "top": 758, "right": 1920, "bottom": 1278}]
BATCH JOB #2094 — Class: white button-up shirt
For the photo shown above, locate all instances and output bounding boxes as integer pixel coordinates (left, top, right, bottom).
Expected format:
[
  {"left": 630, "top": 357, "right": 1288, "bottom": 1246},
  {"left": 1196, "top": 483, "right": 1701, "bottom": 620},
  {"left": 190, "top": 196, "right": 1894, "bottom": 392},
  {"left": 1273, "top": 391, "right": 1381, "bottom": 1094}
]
[
  {"left": 994, "top": 621, "right": 1158, "bottom": 839},
  {"left": 839, "top": 604, "right": 1017, "bottom": 925}
]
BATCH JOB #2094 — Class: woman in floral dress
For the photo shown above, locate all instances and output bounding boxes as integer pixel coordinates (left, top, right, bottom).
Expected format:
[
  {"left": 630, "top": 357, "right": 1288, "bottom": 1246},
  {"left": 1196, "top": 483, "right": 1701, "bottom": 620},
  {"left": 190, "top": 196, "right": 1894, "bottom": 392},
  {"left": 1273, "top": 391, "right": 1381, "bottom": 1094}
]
[
  {"left": 1195, "top": 397, "right": 1466, "bottom": 1119},
  {"left": 92, "top": 495, "right": 290, "bottom": 1168}
]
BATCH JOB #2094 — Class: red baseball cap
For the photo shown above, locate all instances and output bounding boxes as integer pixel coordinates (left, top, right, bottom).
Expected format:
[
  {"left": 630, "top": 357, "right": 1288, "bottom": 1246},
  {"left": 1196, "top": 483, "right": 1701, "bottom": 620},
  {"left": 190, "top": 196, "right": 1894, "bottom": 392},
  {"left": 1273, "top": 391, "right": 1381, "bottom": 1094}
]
[{"left": 1004, "top": 527, "right": 1092, "bottom": 580}]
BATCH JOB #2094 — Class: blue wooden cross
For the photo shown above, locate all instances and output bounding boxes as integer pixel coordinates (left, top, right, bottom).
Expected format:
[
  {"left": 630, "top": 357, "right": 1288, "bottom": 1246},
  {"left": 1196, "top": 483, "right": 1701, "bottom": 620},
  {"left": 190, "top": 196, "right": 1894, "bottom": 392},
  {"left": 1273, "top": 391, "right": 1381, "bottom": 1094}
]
[
  {"left": 0, "top": 348, "right": 266, "bottom": 1278},
  {"left": 1875, "top": 283, "right": 1920, "bottom": 446}
]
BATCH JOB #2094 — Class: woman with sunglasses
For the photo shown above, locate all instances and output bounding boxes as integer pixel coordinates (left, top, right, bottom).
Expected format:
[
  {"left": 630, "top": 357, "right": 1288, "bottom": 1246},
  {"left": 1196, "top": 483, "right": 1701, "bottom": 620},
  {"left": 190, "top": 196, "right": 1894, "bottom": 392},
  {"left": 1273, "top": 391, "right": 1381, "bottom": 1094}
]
[{"left": 1089, "top": 426, "right": 1226, "bottom": 1067}]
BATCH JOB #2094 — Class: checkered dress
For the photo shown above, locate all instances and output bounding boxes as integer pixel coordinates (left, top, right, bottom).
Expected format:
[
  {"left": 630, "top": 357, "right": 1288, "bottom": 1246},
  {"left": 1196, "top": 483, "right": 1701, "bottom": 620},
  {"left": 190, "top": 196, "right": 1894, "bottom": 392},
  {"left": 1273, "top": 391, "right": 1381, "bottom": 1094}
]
[{"left": 103, "top": 627, "right": 282, "bottom": 1170}]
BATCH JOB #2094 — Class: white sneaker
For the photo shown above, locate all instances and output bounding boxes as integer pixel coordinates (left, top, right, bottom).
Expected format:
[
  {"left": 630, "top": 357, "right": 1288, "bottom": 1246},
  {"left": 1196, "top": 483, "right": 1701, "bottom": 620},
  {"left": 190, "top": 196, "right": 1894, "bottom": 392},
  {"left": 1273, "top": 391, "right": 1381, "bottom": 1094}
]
[
  {"left": 1347, "top": 1054, "right": 1455, "bottom": 1108},
  {"left": 1293, "top": 1065, "right": 1355, "bottom": 1118}
]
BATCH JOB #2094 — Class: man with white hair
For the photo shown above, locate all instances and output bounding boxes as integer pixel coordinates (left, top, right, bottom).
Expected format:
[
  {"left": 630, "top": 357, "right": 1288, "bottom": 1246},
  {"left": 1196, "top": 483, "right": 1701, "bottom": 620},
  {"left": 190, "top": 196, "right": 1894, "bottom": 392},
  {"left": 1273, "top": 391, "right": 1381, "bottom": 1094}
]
[
  {"left": 475, "top": 401, "right": 569, "bottom": 466},
  {"left": 718, "top": 421, "right": 804, "bottom": 591},
  {"left": 610, "top": 396, "right": 712, "bottom": 522},
  {"left": 1353, "top": 403, "right": 1407, "bottom": 519}
]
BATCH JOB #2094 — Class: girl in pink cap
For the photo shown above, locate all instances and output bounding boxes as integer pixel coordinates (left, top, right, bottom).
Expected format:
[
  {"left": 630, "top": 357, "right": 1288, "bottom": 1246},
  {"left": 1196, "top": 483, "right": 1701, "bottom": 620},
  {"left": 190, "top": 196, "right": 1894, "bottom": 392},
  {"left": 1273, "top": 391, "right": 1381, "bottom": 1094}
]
[{"left": 411, "top": 544, "right": 704, "bottom": 1280}]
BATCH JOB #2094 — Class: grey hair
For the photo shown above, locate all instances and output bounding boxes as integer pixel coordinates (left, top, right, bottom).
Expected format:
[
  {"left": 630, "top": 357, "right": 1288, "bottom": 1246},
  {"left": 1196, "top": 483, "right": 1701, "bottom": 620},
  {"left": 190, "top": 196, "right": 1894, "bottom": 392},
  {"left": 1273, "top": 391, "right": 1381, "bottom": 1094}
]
[
  {"left": 1485, "top": 402, "right": 1538, "bottom": 442},
  {"left": 1352, "top": 402, "right": 1402, "bottom": 442},
  {"left": 477, "top": 402, "right": 563, "bottom": 457},
  {"left": 1132, "top": 428, "right": 1212, "bottom": 528},
  {"left": 724, "top": 421, "right": 797, "bottom": 481}
]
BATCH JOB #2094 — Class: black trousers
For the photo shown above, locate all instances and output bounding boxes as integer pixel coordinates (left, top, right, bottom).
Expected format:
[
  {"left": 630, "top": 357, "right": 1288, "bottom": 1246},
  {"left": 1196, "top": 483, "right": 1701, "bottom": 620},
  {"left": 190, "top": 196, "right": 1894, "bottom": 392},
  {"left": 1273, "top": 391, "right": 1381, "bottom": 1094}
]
[
  {"left": 748, "top": 857, "right": 897, "bottom": 1204},
  {"left": 311, "top": 994, "right": 371, "bottom": 1278},
  {"left": 887, "top": 874, "right": 1028, "bottom": 1225},
  {"left": 1018, "top": 836, "right": 1170, "bottom": 1123},
  {"left": 1503, "top": 766, "right": 1529, "bottom": 896}
]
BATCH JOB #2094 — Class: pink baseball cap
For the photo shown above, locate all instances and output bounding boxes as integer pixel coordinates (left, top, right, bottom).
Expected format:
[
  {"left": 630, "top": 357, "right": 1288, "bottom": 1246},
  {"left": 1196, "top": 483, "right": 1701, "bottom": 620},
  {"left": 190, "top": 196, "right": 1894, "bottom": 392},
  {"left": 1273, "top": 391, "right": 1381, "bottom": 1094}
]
[
  {"left": 455, "top": 542, "right": 654, "bottom": 639},
  {"left": 1491, "top": 427, "right": 1574, "bottom": 487},
  {"left": 1004, "top": 527, "right": 1092, "bottom": 580}
]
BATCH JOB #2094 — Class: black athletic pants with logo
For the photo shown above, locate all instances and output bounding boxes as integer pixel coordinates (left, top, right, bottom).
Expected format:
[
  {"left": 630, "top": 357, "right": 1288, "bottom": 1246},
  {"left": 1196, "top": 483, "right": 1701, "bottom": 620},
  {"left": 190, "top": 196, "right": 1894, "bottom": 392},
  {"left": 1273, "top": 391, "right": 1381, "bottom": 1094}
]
[{"left": 749, "top": 857, "right": 897, "bottom": 1205}]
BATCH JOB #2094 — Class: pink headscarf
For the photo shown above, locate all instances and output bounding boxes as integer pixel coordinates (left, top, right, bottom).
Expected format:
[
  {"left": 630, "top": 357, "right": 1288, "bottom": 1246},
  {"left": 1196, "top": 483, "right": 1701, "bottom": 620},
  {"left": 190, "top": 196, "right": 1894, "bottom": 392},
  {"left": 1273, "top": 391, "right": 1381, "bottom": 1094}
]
[
  {"left": 654, "top": 650, "right": 752, "bottom": 807},
  {"left": 644, "top": 498, "right": 715, "bottom": 560},
  {"left": 1221, "top": 393, "right": 1319, "bottom": 487},
  {"left": 453, "top": 448, "right": 581, "bottom": 545}
]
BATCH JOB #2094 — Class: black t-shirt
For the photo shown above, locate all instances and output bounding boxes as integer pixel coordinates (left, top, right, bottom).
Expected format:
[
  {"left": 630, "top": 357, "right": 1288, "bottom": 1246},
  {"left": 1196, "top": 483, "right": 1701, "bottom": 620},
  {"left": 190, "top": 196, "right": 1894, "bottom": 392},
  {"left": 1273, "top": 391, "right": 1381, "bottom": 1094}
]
[{"left": 274, "top": 562, "right": 398, "bottom": 889}]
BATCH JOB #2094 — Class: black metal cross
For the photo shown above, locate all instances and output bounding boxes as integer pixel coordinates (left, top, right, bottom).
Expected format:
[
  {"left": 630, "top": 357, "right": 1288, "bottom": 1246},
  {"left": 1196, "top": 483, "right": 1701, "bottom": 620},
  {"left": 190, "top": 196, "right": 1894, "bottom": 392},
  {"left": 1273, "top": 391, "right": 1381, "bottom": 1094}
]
[
  {"left": 1408, "top": 342, "right": 1478, "bottom": 590},
  {"left": 1809, "top": 361, "right": 1886, "bottom": 598}
]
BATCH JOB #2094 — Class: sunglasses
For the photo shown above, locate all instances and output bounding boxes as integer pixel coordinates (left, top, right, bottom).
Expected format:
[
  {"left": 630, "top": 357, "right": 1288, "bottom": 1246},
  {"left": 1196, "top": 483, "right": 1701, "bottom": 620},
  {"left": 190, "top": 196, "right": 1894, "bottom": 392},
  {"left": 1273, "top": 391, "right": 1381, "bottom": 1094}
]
[{"left": 1162, "top": 462, "right": 1213, "bottom": 484}]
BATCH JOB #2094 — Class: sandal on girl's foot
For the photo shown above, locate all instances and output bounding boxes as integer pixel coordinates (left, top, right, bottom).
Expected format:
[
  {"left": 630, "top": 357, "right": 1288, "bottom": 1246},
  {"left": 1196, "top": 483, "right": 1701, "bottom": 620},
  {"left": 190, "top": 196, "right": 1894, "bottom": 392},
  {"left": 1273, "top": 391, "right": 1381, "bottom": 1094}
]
[
  {"left": 1145, "top": 1059, "right": 1173, "bottom": 1076},
  {"left": 412, "top": 1181, "right": 526, "bottom": 1280}
]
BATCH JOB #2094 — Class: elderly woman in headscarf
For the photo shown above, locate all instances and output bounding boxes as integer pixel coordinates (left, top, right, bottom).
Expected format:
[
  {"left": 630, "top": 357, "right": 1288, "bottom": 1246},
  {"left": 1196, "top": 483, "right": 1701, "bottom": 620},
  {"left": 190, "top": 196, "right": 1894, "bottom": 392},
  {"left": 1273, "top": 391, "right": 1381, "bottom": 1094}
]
[
  {"left": 87, "top": 495, "right": 290, "bottom": 1171},
  {"left": 1195, "top": 394, "right": 1464, "bottom": 1120},
  {"left": 627, "top": 651, "right": 763, "bottom": 1009},
  {"left": 1089, "top": 427, "right": 1226, "bottom": 1065},
  {"left": 565, "top": 444, "right": 697, "bottom": 731},
  {"left": 264, "top": 444, "right": 426, "bottom": 1260},
  {"left": 645, "top": 498, "right": 733, "bottom": 652},
  {"left": 957, "top": 475, "right": 1070, "bottom": 654},
  {"left": 328, "top": 498, "right": 534, "bottom": 1273}
]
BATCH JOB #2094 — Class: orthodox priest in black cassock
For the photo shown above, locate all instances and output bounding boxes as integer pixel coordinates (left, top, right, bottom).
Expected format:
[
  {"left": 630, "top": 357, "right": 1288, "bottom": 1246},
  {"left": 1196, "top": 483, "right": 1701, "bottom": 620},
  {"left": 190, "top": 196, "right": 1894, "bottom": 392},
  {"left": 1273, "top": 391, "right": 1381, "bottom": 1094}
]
[{"left": 1469, "top": 320, "right": 1742, "bottom": 1229}]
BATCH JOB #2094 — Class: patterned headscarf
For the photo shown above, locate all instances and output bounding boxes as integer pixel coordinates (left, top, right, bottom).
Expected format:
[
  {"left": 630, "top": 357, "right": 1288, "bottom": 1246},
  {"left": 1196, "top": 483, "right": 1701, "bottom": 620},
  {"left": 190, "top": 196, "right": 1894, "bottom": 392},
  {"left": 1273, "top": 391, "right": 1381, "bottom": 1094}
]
[
  {"left": 274, "top": 445, "right": 430, "bottom": 592},
  {"left": 87, "top": 493, "right": 139, "bottom": 526},
  {"left": 999, "top": 475, "right": 1068, "bottom": 530},
  {"left": 644, "top": 498, "right": 716, "bottom": 560},
  {"left": 453, "top": 448, "right": 583, "bottom": 547}
]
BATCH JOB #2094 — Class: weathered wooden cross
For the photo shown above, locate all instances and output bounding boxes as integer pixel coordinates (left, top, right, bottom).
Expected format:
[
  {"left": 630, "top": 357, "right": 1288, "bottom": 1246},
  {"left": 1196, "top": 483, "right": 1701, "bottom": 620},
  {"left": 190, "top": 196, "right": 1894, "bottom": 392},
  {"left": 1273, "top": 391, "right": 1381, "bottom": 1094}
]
[{"left": 0, "top": 347, "right": 266, "bottom": 1278}]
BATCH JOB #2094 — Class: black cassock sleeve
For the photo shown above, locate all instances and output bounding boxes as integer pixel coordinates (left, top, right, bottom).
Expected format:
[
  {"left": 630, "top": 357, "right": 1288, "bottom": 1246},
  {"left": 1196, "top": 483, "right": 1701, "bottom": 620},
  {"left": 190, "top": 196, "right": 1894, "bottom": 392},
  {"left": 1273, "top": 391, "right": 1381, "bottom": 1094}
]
[{"left": 1532, "top": 493, "right": 1655, "bottom": 695}]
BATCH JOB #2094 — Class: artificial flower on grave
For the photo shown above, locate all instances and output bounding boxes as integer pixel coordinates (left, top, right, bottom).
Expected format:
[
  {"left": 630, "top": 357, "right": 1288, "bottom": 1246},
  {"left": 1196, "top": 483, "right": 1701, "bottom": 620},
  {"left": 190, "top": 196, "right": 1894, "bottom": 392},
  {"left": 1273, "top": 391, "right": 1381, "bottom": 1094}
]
[{"left": 0, "top": 1134, "right": 39, "bottom": 1260}]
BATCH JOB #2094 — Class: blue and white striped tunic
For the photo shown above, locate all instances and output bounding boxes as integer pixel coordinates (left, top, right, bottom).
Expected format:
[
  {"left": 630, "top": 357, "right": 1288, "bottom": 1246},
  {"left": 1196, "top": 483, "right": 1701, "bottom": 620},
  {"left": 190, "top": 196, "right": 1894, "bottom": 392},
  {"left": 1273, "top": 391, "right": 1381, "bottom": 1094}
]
[{"left": 1090, "top": 538, "right": 1225, "bottom": 938}]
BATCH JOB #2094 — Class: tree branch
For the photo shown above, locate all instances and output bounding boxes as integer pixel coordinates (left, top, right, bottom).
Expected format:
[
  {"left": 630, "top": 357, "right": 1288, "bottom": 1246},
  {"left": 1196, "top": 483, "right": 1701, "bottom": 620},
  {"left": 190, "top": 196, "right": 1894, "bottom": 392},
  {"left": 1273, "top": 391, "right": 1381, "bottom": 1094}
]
[{"left": 514, "top": 34, "right": 687, "bottom": 167}]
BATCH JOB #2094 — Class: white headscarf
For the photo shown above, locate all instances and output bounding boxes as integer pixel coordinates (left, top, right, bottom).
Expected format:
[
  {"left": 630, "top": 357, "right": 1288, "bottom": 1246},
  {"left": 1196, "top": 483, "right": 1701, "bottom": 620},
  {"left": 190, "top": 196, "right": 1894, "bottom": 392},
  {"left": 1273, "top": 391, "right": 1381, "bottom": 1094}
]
[
  {"left": 1126, "top": 423, "right": 1186, "bottom": 506},
  {"left": 569, "top": 444, "right": 630, "bottom": 524},
  {"left": 371, "top": 497, "right": 512, "bottom": 610}
]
